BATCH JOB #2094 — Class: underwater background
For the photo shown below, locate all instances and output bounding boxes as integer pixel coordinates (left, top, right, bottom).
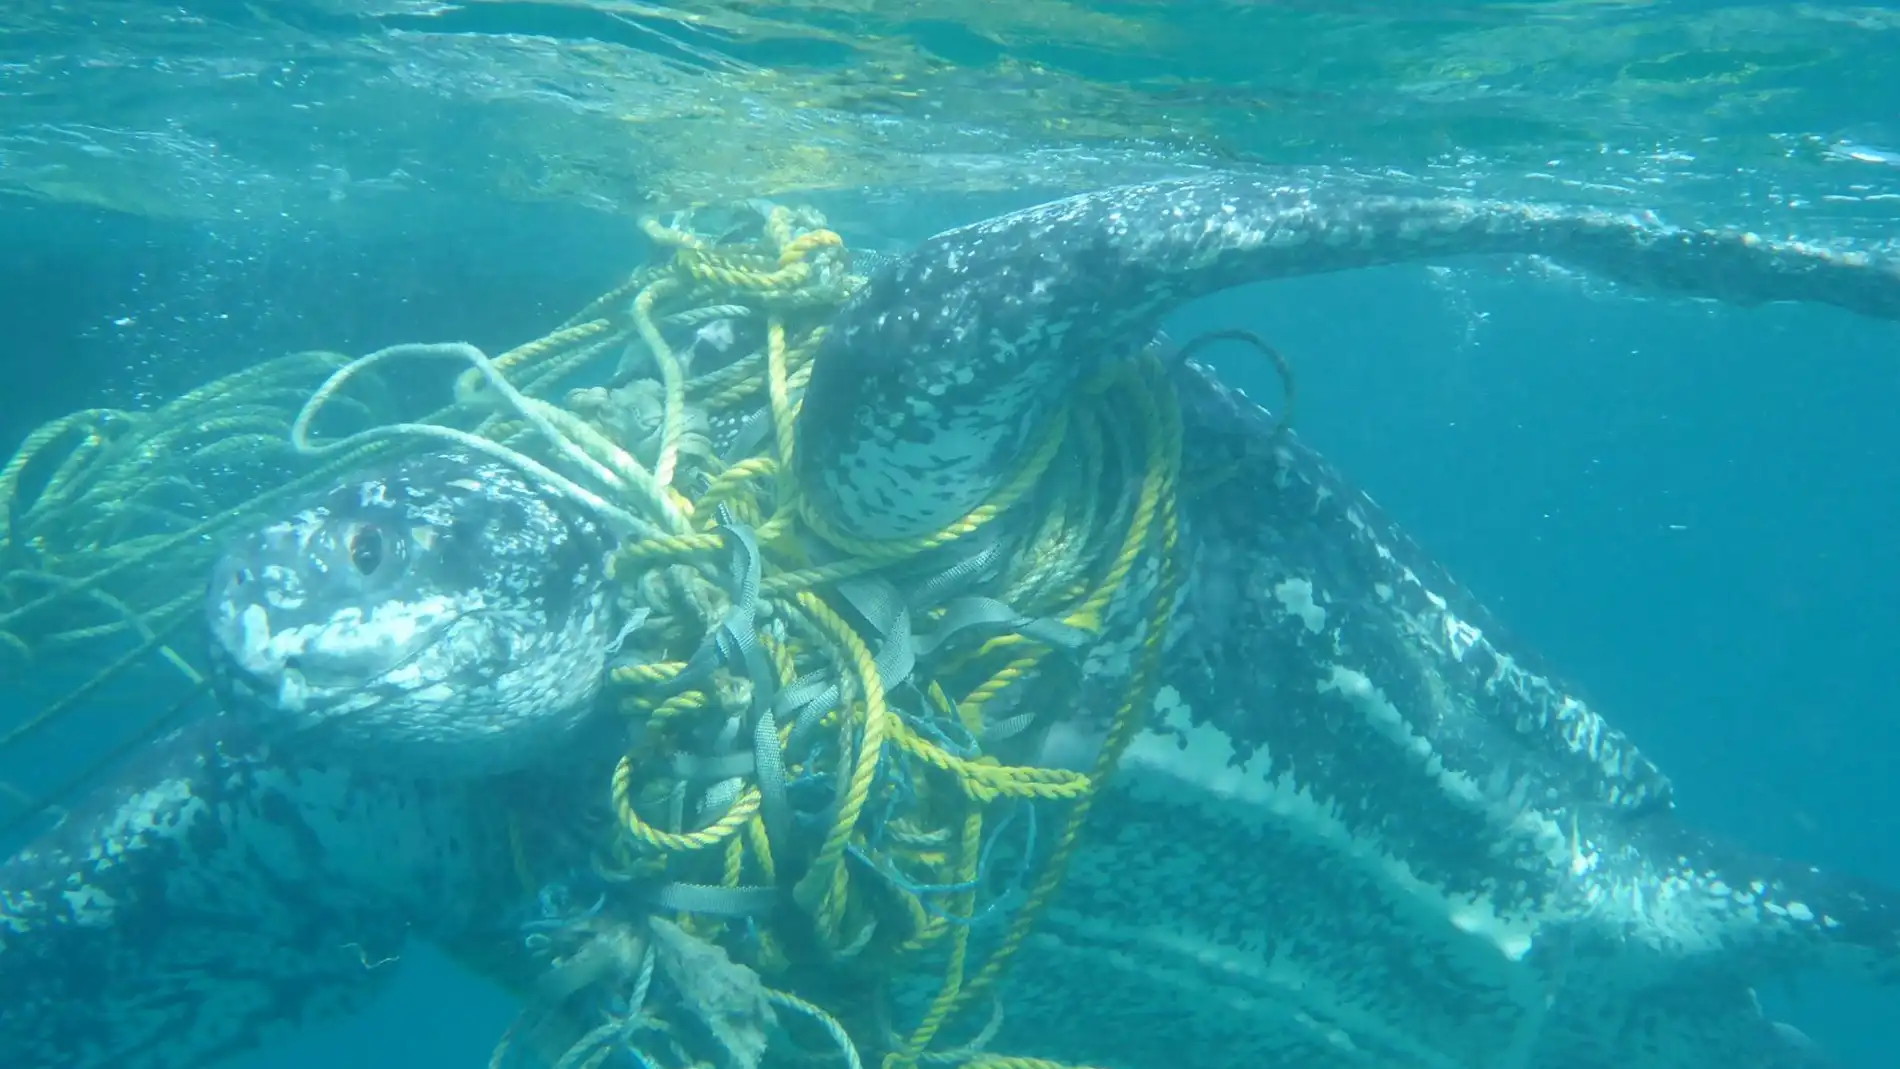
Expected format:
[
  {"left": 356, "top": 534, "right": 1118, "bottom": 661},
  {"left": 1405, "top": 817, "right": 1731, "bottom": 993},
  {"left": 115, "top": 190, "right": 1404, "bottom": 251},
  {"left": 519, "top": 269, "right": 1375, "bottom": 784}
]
[{"left": 2, "top": 1, "right": 1898, "bottom": 1067}]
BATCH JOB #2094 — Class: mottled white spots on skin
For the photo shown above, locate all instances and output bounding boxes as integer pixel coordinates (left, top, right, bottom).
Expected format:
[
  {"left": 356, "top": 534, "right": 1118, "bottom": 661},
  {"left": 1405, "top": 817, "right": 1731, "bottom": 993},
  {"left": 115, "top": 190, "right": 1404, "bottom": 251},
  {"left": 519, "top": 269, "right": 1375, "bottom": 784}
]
[
  {"left": 1321, "top": 666, "right": 1409, "bottom": 738},
  {"left": 0, "top": 899, "right": 35, "bottom": 934},
  {"left": 409, "top": 497, "right": 457, "bottom": 528},
  {"left": 1119, "top": 715, "right": 1546, "bottom": 964},
  {"left": 235, "top": 605, "right": 272, "bottom": 670},
  {"left": 1451, "top": 909, "right": 1534, "bottom": 963},
  {"left": 91, "top": 779, "right": 202, "bottom": 866},
  {"left": 1443, "top": 616, "right": 1482, "bottom": 661},
  {"left": 1568, "top": 814, "right": 1599, "bottom": 878},
  {"left": 1025, "top": 905, "right": 1434, "bottom": 1061},
  {"left": 1340, "top": 482, "right": 1664, "bottom": 811},
  {"left": 1159, "top": 341, "right": 1834, "bottom": 1048},
  {"left": 823, "top": 361, "right": 1052, "bottom": 538},
  {"left": 987, "top": 329, "right": 1022, "bottom": 363},
  {"left": 59, "top": 884, "right": 119, "bottom": 926},
  {"left": 277, "top": 669, "right": 314, "bottom": 713},
  {"left": 204, "top": 453, "right": 621, "bottom": 778},
  {"left": 1318, "top": 665, "right": 1571, "bottom": 863},
  {"left": 236, "top": 593, "right": 469, "bottom": 700},
  {"left": 1273, "top": 578, "right": 1326, "bottom": 633},
  {"left": 255, "top": 562, "right": 306, "bottom": 610}
]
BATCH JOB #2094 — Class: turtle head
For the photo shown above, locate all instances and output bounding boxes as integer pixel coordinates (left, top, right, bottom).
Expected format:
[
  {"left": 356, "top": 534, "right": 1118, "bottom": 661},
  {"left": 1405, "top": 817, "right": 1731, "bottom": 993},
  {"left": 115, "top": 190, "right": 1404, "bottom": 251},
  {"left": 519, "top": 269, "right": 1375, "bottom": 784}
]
[{"left": 205, "top": 451, "right": 621, "bottom": 776}]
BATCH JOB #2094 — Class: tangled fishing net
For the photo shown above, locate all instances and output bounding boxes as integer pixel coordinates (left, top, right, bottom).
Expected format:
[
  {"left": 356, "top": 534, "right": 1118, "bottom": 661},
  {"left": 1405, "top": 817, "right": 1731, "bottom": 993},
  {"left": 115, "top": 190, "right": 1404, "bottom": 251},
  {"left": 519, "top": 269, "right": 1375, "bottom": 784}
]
[{"left": 0, "top": 198, "right": 1185, "bottom": 1069}]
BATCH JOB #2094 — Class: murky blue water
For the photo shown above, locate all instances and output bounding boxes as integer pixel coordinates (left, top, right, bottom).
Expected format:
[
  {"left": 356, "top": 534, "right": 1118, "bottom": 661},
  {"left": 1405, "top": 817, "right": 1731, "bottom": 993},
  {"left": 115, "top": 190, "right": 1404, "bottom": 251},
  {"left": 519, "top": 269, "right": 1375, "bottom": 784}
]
[{"left": 2, "top": 1, "right": 1898, "bottom": 1066}]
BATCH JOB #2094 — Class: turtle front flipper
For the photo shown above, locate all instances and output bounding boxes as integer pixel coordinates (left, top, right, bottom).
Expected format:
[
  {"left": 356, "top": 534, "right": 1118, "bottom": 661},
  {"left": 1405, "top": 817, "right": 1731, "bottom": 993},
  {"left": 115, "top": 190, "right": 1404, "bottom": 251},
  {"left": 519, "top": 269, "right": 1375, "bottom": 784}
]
[
  {"left": 0, "top": 715, "right": 506, "bottom": 1069},
  {"left": 793, "top": 174, "right": 1900, "bottom": 545}
]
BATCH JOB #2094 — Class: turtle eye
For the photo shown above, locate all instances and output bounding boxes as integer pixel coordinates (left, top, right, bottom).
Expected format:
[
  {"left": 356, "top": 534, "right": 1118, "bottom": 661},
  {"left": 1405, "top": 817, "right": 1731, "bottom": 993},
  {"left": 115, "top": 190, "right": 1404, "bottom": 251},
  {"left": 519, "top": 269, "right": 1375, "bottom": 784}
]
[{"left": 347, "top": 524, "right": 387, "bottom": 576}]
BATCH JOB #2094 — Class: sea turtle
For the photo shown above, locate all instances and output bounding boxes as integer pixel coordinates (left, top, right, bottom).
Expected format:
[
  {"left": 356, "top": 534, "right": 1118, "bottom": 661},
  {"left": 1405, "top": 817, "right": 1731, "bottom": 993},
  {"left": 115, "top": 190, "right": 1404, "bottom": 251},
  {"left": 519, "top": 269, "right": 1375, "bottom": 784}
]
[{"left": 4, "top": 175, "right": 1899, "bottom": 1069}]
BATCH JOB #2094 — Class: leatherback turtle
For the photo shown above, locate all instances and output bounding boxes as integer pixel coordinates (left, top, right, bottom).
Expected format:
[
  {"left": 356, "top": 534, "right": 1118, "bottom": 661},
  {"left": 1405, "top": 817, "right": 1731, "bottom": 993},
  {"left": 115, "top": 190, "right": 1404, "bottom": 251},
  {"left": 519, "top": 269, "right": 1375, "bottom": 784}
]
[{"left": 5, "top": 175, "right": 1900, "bottom": 1069}]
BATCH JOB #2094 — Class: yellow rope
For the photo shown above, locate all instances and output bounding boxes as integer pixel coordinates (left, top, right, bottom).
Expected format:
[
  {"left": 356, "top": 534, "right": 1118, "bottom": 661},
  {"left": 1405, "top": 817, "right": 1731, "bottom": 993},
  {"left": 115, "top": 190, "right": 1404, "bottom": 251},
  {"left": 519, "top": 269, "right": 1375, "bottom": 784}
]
[
  {"left": 631, "top": 278, "right": 690, "bottom": 489},
  {"left": 608, "top": 342, "right": 1178, "bottom": 1069},
  {"left": 614, "top": 758, "right": 762, "bottom": 854},
  {"left": 798, "top": 409, "right": 1072, "bottom": 563},
  {"left": 888, "top": 804, "right": 984, "bottom": 1066},
  {"left": 951, "top": 357, "right": 1181, "bottom": 1021},
  {"left": 963, "top": 1059, "right": 1107, "bottom": 1069},
  {"left": 789, "top": 589, "right": 895, "bottom": 945}
]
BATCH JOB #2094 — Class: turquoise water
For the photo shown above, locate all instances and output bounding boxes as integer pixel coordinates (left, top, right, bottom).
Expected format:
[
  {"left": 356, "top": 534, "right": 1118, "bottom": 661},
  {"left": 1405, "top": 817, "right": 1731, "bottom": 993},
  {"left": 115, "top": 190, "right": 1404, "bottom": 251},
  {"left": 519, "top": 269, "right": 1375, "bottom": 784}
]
[{"left": 3, "top": 1, "right": 1898, "bottom": 1067}]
